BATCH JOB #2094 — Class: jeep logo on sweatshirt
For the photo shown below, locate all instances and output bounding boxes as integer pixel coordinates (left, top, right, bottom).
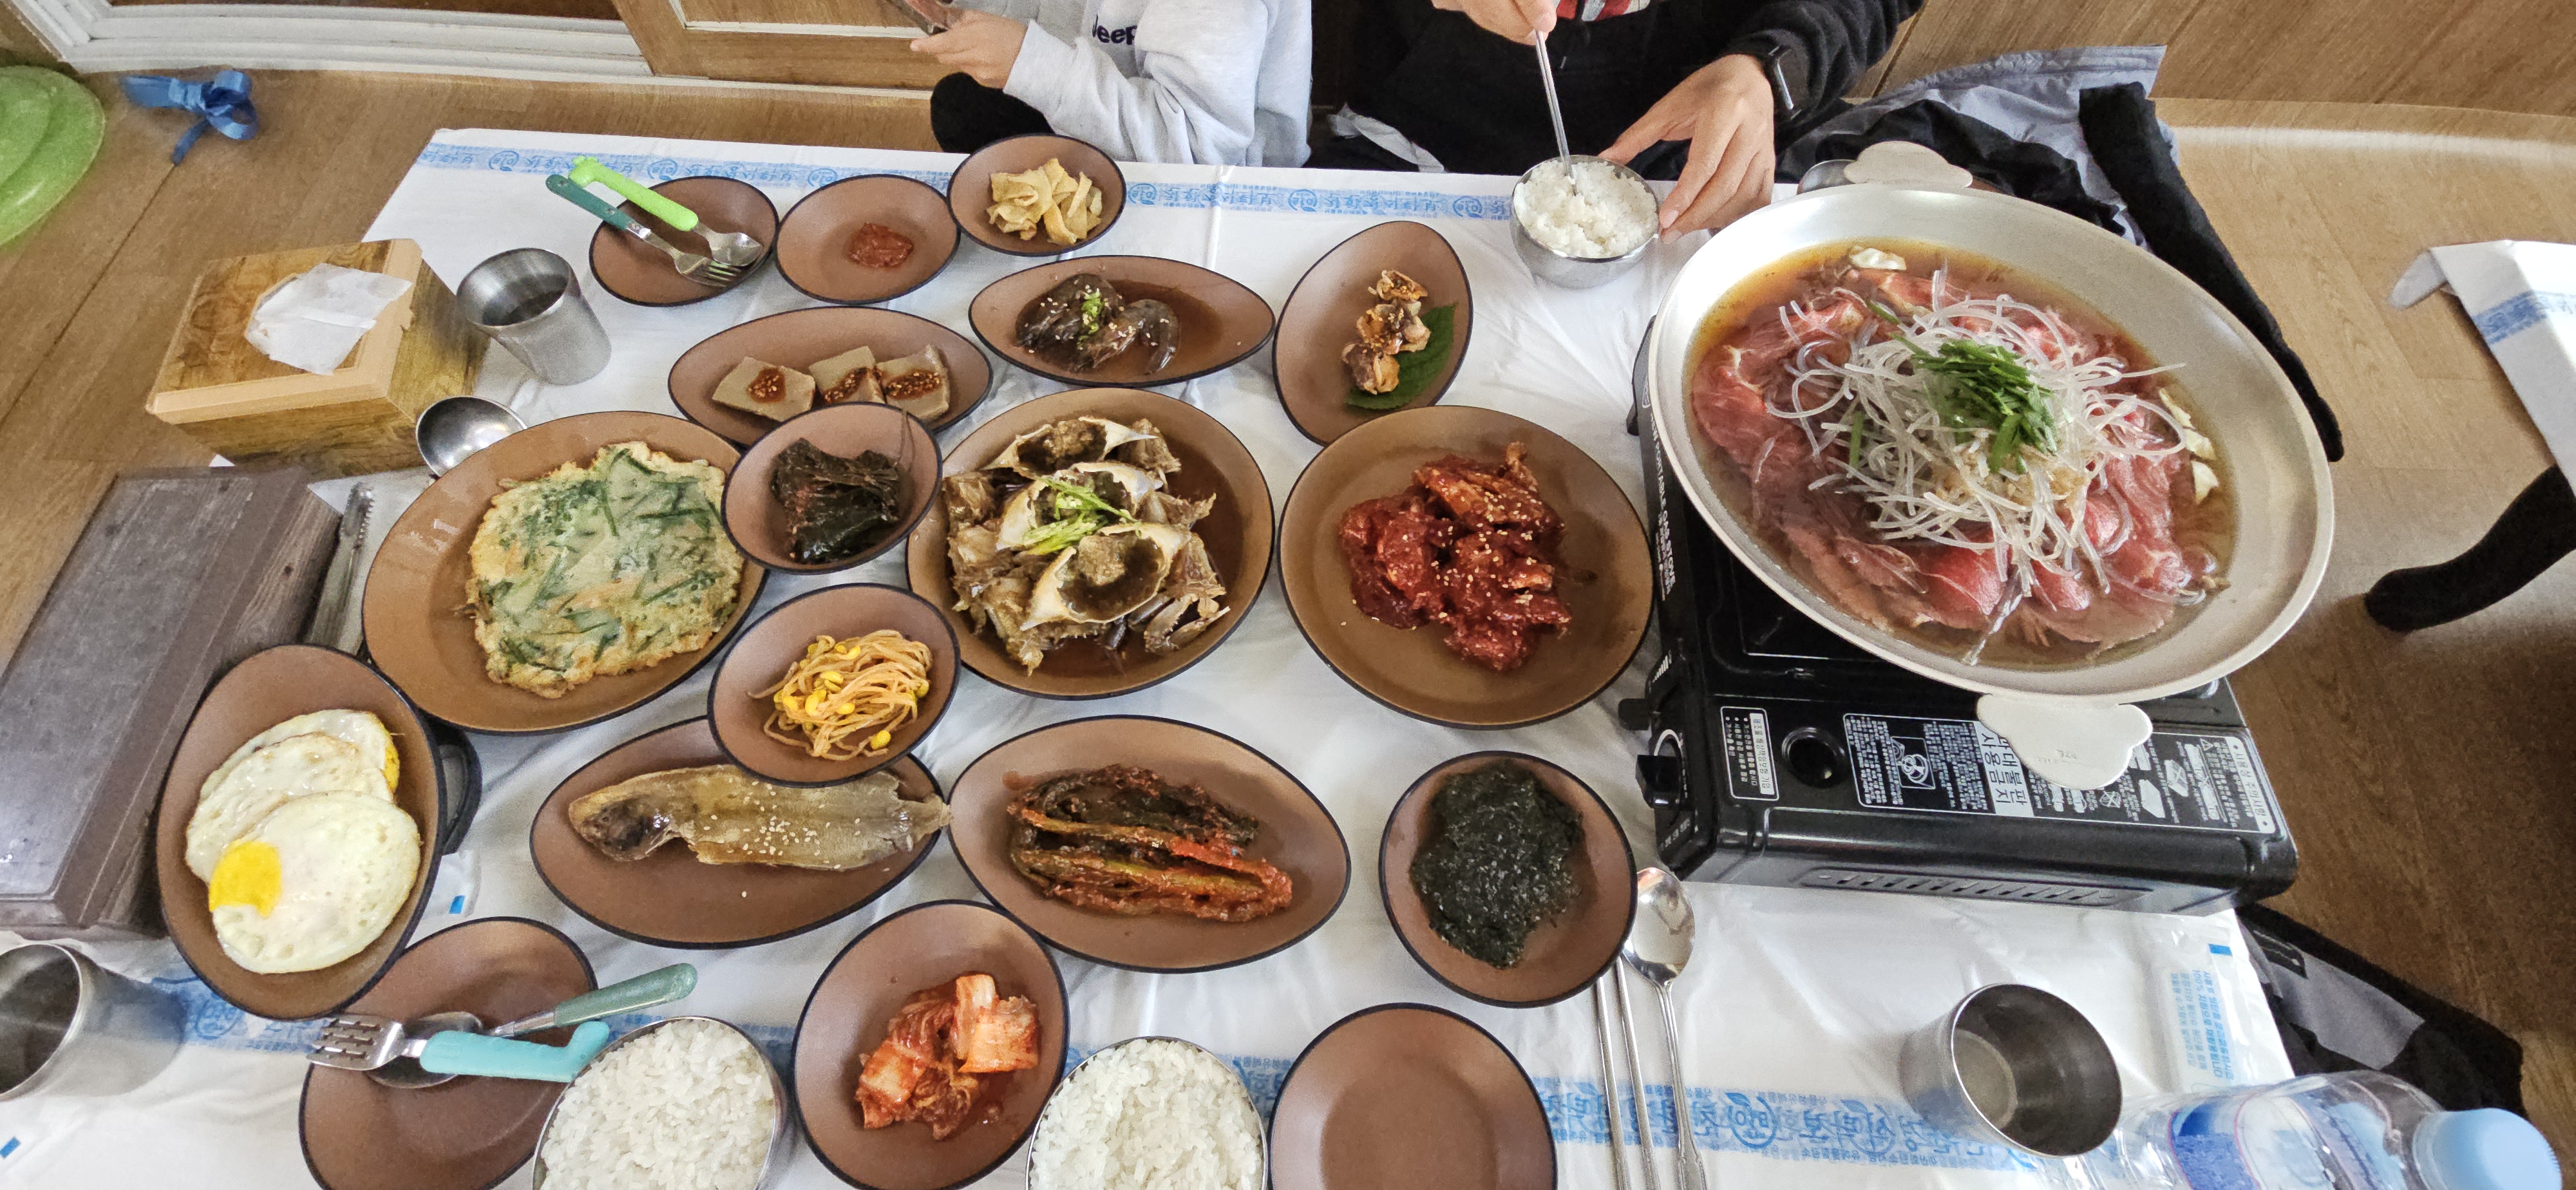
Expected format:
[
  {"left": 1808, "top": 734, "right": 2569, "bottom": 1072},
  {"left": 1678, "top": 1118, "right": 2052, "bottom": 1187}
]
[{"left": 1092, "top": 23, "right": 1136, "bottom": 44}]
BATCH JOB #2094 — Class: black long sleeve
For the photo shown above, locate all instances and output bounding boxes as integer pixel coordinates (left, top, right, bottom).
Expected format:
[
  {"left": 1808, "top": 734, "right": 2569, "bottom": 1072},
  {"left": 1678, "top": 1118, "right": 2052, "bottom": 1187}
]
[{"left": 1719, "top": 0, "right": 1922, "bottom": 118}]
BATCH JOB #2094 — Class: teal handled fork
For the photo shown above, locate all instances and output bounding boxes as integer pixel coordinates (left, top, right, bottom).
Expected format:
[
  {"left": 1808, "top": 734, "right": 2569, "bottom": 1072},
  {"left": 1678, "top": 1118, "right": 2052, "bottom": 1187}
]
[
  {"left": 567, "top": 156, "right": 766, "bottom": 267},
  {"left": 311, "top": 962, "right": 697, "bottom": 1088},
  {"left": 545, "top": 174, "right": 744, "bottom": 288}
]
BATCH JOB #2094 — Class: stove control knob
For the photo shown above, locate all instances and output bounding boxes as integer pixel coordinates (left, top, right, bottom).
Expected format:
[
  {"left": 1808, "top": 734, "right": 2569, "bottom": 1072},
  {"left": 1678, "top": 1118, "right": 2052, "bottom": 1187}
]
[{"left": 1636, "top": 729, "right": 1687, "bottom": 808}]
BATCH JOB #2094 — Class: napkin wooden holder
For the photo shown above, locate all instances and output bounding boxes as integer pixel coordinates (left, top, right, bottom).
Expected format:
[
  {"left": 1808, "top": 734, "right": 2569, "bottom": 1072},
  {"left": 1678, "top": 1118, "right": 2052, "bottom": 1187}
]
[{"left": 144, "top": 239, "right": 486, "bottom": 478}]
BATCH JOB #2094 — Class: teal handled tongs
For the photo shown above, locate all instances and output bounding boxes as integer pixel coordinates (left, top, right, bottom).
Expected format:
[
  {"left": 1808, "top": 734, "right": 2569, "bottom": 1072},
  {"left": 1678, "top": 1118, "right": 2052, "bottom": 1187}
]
[
  {"left": 310, "top": 962, "right": 699, "bottom": 1086},
  {"left": 545, "top": 174, "right": 744, "bottom": 288},
  {"left": 567, "top": 156, "right": 766, "bottom": 268}
]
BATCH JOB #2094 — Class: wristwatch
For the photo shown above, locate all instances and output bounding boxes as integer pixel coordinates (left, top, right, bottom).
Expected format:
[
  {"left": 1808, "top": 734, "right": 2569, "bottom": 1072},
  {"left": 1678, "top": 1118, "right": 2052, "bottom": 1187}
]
[{"left": 1739, "top": 36, "right": 1799, "bottom": 120}]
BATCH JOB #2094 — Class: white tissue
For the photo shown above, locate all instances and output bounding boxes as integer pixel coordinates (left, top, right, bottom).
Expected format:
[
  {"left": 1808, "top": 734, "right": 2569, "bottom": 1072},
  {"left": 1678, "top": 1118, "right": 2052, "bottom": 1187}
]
[
  {"left": 244, "top": 263, "right": 413, "bottom": 375},
  {"left": 2391, "top": 240, "right": 2576, "bottom": 473}
]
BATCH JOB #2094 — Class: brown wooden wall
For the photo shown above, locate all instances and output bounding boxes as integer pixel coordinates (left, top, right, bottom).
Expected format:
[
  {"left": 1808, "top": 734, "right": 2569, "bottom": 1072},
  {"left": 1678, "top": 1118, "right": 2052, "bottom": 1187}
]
[{"left": 1314, "top": 0, "right": 2576, "bottom": 118}]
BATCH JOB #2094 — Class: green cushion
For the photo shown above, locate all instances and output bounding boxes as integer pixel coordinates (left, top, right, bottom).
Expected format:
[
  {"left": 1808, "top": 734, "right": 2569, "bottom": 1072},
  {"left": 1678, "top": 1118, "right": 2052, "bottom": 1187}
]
[{"left": 0, "top": 68, "right": 105, "bottom": 248}]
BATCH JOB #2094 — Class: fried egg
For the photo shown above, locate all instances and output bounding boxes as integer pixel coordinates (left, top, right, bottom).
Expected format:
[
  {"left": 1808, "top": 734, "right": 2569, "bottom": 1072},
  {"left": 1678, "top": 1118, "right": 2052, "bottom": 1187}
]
[
  {"left": 204, "top": 709, "right": 400, "bottom": 794},
  {"left": 208, "top": 792, "right": 421, "bottom": 975},
  {"left": 185, "top": 732, "right": 393, "bottom": 881}
]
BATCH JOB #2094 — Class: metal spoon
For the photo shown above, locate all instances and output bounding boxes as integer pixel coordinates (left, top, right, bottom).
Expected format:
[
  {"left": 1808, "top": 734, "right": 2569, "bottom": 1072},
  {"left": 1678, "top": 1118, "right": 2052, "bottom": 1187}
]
[
  {"left": 1626, "top": 867, "right": 1706, "bottom": 1190},
  {"left": 370, "top": 963, "right": 697, "bottom": 1090},
  {"left": 415, "top": 395, "right": 524, "bottom": 476},
  {"left": 1534, "top": 32, "right": 1572, "bottom": 162}
]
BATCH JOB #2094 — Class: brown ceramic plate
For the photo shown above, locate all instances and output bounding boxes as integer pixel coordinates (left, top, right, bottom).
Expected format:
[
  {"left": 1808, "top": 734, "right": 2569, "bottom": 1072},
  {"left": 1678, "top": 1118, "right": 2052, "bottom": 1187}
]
[
  {"left": 589, "top": 175, "right": 779, "bottom": 307},
  {"left": 670, "top": 306, "right": 996, "bottom": 446},
  {"left": 710, "top": 584, "right": 960, "bottom": 786},
  {"left": 1279, "top": 404, "right": 1651, "bottom": 728},
  {"left": 157, "top": 644, "right": 442, "bottom": 1020},
  {"left": 946, "top": 133, "right": 1126, "bottom": 258},
  {"left": 530, "top": 718, "right": 946, "bottom": 948},
  {"left": 362, "top": 411, "right": 768, "bottom": 735},
  {"left": 300, "top": 917, "right": 595, "bottom": 1190},
  {"left": 947, "top": 716, "right": 1349, "bottom": 972},
  {"left": 722, "top": 401, "right": 941, "bottom": 574},
  {"left": 969, "top": 256, "right": 1275, "bottom": 388},
  {"left": 794, "top": 900, "right": 1068, "bottom": 1190},
  {"left": 1276, "top": 221, "right": 1474, "bottom": 444},
  {"left": 904, "top": 387, "right": 1273, "bottom": 699},
  {"left": 1380, "top": 752, "right": 1634, "bottom": 1007},
  {"left": 1272, "top": 1004, "right": 1553, "bottom": 1190},
  {"left": 778, "top": 174, "right": 960, "bottom": 305}
]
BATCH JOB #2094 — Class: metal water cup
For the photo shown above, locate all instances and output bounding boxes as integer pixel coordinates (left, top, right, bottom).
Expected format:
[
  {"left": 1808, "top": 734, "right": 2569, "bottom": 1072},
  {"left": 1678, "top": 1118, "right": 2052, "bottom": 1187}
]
[
  {"left": 1899, "top": 984, "right": 2121, "bottom": 1158},
  {"left": 0, "top": 943, "right": 185, "bottom": 1101},
  {"left": 457, "top": 248, "right": 612, "bottom": 385}
]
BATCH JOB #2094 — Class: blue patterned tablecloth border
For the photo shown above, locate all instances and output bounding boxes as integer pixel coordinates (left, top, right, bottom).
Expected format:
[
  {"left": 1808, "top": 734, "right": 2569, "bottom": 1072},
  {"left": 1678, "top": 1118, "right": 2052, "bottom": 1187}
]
[
  {"left": 412, "top": 141, "right": 1518, "bottom": 222},
  {"left": 2472, "top": 289, "right": 2576, "bottom": 346}
]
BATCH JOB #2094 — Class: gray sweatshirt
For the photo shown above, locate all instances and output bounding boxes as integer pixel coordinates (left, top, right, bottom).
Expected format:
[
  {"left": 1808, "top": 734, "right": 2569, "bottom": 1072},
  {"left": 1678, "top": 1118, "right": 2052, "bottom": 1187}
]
[{"left": 980, "top": 0, "right": 1311, "bottom": 167}]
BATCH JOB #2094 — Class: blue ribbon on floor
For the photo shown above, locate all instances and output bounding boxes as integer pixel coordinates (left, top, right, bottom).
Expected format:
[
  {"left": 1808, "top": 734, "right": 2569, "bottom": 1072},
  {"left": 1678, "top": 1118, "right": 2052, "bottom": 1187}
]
[{"left": 120, "top": 70, "right": 258, "bottom": 164}]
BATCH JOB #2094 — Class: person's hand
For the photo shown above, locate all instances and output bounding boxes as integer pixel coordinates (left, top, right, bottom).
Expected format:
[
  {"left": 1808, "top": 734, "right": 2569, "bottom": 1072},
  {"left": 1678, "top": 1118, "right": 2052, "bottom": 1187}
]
[
  {"left": 1429, "top": 0, "right": 1555, "bottom": 45},
  {"left": 909, "top": 9, "right": 1028, "bottom": 90},
  {"left": 1599, "top": 53, "right": 1776, "bottom": 239}
]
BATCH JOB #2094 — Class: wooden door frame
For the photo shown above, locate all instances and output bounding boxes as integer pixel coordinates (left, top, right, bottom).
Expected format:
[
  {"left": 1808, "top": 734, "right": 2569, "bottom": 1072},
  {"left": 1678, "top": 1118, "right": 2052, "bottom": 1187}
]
[{"left": 608, "top": 0, "right": 944, "bottom": 88}]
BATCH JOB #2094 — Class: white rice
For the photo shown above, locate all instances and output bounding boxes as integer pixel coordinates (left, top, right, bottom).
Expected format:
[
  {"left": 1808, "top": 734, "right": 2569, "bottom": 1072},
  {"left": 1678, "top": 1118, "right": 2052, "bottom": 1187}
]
[
  {"left": 538, "top": 1019, "right": 777, "bottom": 1190},
  {"left": 1027, "top": 1039, "right": 1263, "bottom": 1190},
  {"left": 1514, "top": 158, "right": 1657, "bottom": 260}
]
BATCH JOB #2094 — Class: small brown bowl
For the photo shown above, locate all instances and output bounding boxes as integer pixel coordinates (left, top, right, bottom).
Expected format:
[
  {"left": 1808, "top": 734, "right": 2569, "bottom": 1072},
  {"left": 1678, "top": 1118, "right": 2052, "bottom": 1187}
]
[
  {"left": 670, "top": 305, "right": 996, "bottom": 445},
  {"left": 946, "top": 715, "right": 1350, "bottom": 972},
  {"left": 709, "top": 583, "right": 960, "bottom": 786},
  {"left": 1278, "top": 404, "right": 1652, "bottom": 729},
  {"left": 793, "top": 900, "right": 1068, "bottom": 1190},
  {"left": 1379, "top": 752, "right": 1634, "bottom": 1008},
  {"left": 1276, "top": 221, "right": 1475, "bottom": 444},
  {"left": 722, "top": 402, "right": 941, "bottom": 574},
  {"left": 777, "top": 174, "right": 960, "bottom": 305},
  {"left": 589, "top": 175, "right": 779, "bottom": 307},
  {"left": 530, "top": 717, "right": 947, "bottom": 948},
  {"left": 946, "top": 133, "right": 1126, "bottom": 258},
  {"left": 968, "top": 256, "right": 1274, "bottom": 388},
  {"left": 300, "top": 917, "right": 595, "bottom": 1190},
  {"left": 362, "top": 411, "right": 768, "bottom": 735},
  {"left": 1271, "top": 1004, "right": 1554, "bottom": 1190},
  {"left": 904, "top": 387, "right": 1274, "bottom": 699},
  {"left": 158, "top": 644, "right": 443, "bottom": 1020}
]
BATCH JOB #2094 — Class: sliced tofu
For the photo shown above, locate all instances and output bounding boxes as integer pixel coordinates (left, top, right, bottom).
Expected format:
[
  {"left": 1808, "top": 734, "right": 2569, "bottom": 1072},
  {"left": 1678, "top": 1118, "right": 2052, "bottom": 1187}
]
[
  {"left": 876, "top": 345, "right": 951, "bottom": 421},
  {"left": 811, "top": 345, "right": 881, "bottom": 406},
  {"left": 710, "top": 357, "right": 815, "bottom": 421}
]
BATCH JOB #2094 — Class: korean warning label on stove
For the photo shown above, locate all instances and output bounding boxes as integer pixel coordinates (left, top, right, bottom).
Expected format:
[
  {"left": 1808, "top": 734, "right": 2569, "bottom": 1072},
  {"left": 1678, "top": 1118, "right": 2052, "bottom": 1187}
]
[
  {"left": 1718, "top": 706, "right": 1779, "bottom": 802},
  {"left": 1841, "top": 715, "right": 2279, "bottom": 834}
]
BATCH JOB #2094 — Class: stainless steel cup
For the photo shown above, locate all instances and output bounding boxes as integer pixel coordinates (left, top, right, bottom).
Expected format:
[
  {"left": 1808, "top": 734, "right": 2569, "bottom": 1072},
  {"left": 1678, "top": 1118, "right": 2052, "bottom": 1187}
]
[
  {"left": 0, "top": 943, "right": 185, "bottom": 1101},
  {"left": 1899, "top": 983, "right": 2121, "bottom": 1157},
  {"left": 457, "top": 249, "right": 612, "bottom": 386}
]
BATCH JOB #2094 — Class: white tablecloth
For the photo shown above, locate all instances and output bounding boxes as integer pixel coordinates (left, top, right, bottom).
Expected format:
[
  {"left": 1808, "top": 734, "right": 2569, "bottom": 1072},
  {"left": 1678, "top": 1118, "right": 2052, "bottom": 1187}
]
[{"left": 0, "top": 130, "right": 2291, "bottom": 1190}]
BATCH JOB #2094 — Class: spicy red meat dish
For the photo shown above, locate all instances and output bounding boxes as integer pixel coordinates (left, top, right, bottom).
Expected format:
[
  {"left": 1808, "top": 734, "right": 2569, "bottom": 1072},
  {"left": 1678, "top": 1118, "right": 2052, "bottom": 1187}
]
[
  {"left": 1337, "top": 444, "right": 1574, "bottom": 672},
  {"left": 1687, "top": 243, "right": 2231, "bottom": 665},
  {"left": 855, "top": 972, "right": 1039, "bottom": 1140}
]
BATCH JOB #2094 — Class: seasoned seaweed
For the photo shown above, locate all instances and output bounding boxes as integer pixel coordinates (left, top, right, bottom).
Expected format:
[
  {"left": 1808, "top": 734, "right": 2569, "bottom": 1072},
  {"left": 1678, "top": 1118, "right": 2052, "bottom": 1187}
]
[
  {"left": 770, "top": 439, "right": 907, "bottom": 565},
  {"left": 1409, "top": 761, "right": 1582, "bottom": 968}
]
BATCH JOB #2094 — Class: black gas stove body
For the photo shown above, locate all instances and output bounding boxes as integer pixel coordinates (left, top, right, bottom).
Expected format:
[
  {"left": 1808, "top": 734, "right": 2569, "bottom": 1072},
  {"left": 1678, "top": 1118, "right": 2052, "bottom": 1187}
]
[{"left": 1620, "top": 362, "right": 2297, "bottom": 916}]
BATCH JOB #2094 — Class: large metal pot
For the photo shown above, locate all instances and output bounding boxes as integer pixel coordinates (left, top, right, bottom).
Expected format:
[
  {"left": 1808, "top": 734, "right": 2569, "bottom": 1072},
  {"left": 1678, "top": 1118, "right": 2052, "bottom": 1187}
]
[{"left": 1643, "top": 185, "right": 2333, "bottom": 784}]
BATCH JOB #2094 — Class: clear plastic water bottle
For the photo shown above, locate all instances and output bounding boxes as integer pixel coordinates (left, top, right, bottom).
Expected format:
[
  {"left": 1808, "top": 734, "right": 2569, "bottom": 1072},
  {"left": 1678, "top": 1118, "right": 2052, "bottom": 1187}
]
[{"left": 2083, "top": 1071, "right": 2561, "bottom": 1190}]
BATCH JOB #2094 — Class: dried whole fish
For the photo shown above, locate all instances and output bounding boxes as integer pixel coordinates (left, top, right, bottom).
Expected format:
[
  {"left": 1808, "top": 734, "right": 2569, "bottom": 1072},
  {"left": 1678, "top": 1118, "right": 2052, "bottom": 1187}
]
[
  {"left": 770, "top": 439, "right": 908, "bottom": 565},
  {"left": 567, "top": 764, "right": 949, "bottom": 869}
]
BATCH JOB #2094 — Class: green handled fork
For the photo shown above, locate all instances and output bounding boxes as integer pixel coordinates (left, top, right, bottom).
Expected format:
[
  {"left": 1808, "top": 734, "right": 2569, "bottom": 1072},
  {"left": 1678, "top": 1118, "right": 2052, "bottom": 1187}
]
[{"left": 567, "top": 156, "right": 767, "bottom": 267}]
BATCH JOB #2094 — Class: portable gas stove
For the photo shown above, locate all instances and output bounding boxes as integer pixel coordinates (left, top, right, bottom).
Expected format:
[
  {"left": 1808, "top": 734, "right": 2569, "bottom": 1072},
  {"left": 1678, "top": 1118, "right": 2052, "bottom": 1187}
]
[{"left": 1619, "top": 340, "right": 2297, "bottom": 915}]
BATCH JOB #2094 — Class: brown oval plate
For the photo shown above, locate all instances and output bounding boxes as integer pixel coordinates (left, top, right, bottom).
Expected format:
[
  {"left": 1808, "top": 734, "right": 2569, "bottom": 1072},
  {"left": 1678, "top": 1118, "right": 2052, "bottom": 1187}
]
[
  {"left": 1271, "top": 1004, "right": 1554, "bottom": 1190},
  {"left": 904, "top": 387, "right": 1274, "bottom": 699},
  {"left": 589, "top": 175, "right": 779, "bottom": 307},
  {"left": 947, "top": 716, "right": 1349, "bottom": 972},
  {"left": 300, "top": 917, "right": 595, "bottom": 1190},
  {"left": 670, "top": 305, "right": 996, "bottom": 445},
  {"left": 158, "top": 644, "right": 443, "bottom": 1020},
  {"left": 968, "top": 256, "right": 1274, "bottom": 388},
  {"left": 710, "top": 583, "right": 960, "bottom": 786},
  {"left": 362, "top": 411, "right": 768, "bottom": 735},
  {"left": 1276, "top": 221, "right": 1474, "bottom": 444},
  {"left": 1380, "top": 752, "right": 1634, "bottom": 1008},
  {"left": 777, "top": 174, "right": 959, "bottom": 305},
  {"left": 1279, "top": 404, "right": 1651, "bottom": 729},
  {"left": 530, "top": 717, "right": 946, "bottom": 949},
  {"left": 794, "top": 900, "right": 1068, "bottom": 1190},
  {"left": 722, "top": 401, "right": 941, "bottom": 574},
  {"left": 946, "top": 133, "right": 1126, "bottom": 258}
]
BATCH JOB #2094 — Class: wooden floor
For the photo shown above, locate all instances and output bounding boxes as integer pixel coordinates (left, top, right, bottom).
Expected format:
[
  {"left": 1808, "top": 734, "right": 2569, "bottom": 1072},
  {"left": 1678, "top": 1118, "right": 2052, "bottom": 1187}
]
[{"left": 0, "top": 73, "right": 2568, "bottom": 1167}]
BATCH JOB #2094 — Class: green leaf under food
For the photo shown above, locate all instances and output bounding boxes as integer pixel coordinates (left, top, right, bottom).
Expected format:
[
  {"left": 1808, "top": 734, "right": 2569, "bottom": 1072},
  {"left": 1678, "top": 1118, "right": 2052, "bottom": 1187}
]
[{"left": 1345, "top": 303, "right": 1458, "bottom": 412}]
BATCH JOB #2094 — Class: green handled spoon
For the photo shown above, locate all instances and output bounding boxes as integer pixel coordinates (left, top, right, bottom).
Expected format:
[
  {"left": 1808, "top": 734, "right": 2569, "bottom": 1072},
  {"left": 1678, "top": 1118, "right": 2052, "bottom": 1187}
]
[{"left": 566, "top": 156, "right": 765, "bottom": 267}]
